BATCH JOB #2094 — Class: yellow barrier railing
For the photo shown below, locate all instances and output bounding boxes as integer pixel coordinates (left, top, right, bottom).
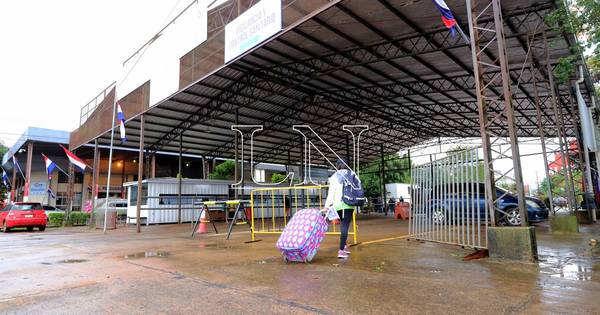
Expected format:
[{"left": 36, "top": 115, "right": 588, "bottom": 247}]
[{"left": 250, "top": 185, "right": 358, "bottom": 244}]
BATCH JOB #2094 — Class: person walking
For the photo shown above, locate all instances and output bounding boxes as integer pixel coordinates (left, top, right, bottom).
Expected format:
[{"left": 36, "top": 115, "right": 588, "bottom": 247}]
[{"left": 323, "top": 159, "right": 364, "bottom": 259}]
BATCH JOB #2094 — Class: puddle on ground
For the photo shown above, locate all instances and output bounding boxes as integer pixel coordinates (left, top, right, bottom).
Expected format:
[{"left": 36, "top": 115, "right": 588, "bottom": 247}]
[
  {"left": 123, "top": 251, "right": 170, "bottom": 259},
  {"left": 60, "top": 259, "right": 89, "bottom": 264},
  {"left": 538, "top": 250, "right": 599, "bottom": 281}
]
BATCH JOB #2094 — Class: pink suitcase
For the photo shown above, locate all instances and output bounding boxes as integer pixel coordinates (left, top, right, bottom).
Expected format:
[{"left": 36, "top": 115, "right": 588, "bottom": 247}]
[{"left": 276, "top": 208, "right": 328, "bottom": 263}]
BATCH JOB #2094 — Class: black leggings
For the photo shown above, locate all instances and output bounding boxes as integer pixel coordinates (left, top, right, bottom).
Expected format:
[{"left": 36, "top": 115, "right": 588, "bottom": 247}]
[{"left": 337, "top": 209, "right": 354, "bottom": 250}]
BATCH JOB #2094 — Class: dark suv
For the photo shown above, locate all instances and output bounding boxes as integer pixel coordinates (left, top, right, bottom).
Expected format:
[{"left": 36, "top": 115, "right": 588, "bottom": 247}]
[{"left": 427, "top": 183, "right": 548, "bottom": 226}]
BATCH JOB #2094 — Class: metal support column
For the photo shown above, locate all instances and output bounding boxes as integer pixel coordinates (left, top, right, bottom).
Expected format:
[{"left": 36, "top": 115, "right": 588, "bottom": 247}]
[
  {"left": 380, "top": 144, "right": 386, "bottom": 214},
  {"left": 178, "top": 133, "right": 183, "bottom": 224},
  {"left": 66, "top": 163, "right": 74, "bottom": 226},
  {"left": 24, "top": 142, "right": 33, "bottom": 202},
  {"left": 531, "top": 66, "right": 555, "bottom": 214},
  {"left": 91, "top": 139, "right": 100, "bottom": 226},
  {"left": 150, "top": 154, "right": 156, "bottom": 179},
  {"left": 467, "top": 0, "right": 527, "bottom": 226},
  {"left": 10, "top": 156, "right": 16, "bottom": 202},
  {"left": 543, "top": 33, "right": 576, "bottom": 213},
  {"left": 136, "top": 115, "right": 145, "bottom": 232},
  {"left": 234, "top": 108, "right": 239, "bottom": 199}
]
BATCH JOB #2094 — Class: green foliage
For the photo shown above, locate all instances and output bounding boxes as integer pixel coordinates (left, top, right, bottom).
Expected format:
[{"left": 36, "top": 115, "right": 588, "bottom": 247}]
[
  {"left": 497, "top": 181, "right": 516, "bottom": 192},
  {"left": 359, "top": 154, "right": 411, "bottom": 198},
  {"left": 69, "top": 212, "right": 90, "bottom": 226},
  {"left": 554, "top": 55, "right": 578, "bottom": 84},
  {"left": 271, "top": 172, "right": 287, "bottom": 183},
  {"left": 209, "top": 160, "right": 235, "bottom": 180},
  {"left": 538, "top": 170, "right": 583, "bottom": 202},
  {"left": 546, "top": 0, "right": 600, "bottom": 87},
  {"left": 48, "top": 212, "right": 65, "bottom": 226}
]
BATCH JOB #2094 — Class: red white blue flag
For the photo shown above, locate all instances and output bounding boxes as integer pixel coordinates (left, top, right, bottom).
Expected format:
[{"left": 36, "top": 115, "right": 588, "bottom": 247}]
[
  {"left": 117, "top": 102, "right": 127, "bottom": 143},
  {"left": 2, "top": 169, "right": 9, "bottom": 188},
  {"left": 47, "top": 187, "right": 56, "bottom": 199},
  {"left": 41, "top": 154, "right": 57, "bottom": 180},
  {"left": 12, "top": 155, "right": 25, "bottom": 179},
  {"left": 433, "top": 0, "right": 457, "bottom": 36},
  {"left": 60, "top": 145, "right": 87, "bottom": 172}
]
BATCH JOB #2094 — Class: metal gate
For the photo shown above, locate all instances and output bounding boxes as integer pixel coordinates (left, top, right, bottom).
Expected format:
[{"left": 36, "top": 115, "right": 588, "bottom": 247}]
[{"left": 409, "top": 148, "right": 489, "bottom": 249}]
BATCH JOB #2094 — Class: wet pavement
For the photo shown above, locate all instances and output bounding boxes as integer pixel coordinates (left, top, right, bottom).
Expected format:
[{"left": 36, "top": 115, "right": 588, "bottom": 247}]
[{"left": 0, "top": 214, "right": 599, "bottom": 314}]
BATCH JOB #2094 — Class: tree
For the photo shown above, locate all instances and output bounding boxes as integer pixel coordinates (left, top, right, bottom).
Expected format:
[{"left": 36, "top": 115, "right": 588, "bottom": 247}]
[
  {"left": 359, "top": 154, "right": 411, "bottom": 198},
  {"left": 538, "top": 170, "right": 584, "bottom": 201},
  {"left": 271, "top": 172, "right": 286, "bottom": 183},
  {"left": 547, "top": 0, "right": 600, "bottom": 92},
  {"left": 208, "top": 160, "right": 235, "bottom": 180}
]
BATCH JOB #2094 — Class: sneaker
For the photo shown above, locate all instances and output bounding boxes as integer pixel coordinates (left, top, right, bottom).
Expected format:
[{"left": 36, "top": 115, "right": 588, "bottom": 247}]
[
  {"left": 343, "top": 245, "right": 351, "bottom": 255},
  {"left": 337, "top": 250, "right": 349, "bottom": 259}
]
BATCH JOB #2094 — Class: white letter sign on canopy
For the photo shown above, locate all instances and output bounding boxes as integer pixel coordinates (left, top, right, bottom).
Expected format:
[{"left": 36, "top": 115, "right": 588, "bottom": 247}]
[{"left": 224, "top": 0, "right": 282, "bottom": 63}]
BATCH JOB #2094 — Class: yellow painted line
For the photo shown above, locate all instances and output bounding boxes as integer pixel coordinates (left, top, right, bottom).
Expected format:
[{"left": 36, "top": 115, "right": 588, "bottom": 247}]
[{"left": 358, "top": 235, "right": 410, "bottom": 246}]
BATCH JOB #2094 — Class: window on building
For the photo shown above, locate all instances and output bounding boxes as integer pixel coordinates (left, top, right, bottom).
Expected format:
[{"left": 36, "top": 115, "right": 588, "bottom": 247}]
[
  {"left": 57, "top": 172, "right": 83, "bottom": 184},
  {"left": 58, "top": 172, "right": 69, "bottom": 183},
  {"left": 254, "top": 169, "right": 266, "bottom": 183},
  {"left": 56, "top": 192, "right": 68, "bottom": 208},
  {"left": 129, "top": 184, "right": 148, "bottom": 207}
]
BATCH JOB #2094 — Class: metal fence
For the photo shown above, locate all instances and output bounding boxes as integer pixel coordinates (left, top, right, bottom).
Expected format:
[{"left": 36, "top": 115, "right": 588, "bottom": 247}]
[
  {"left": 249, "top": 185, "right": 358, "bottom": 244},
  {"left": 409, "top": 148, "right": 489, "bottom": 249}
]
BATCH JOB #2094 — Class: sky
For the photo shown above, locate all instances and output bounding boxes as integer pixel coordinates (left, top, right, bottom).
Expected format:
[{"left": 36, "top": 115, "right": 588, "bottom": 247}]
[
  {"left": 0, "top": 0, "right": 552, "bottom": 190},
  {"left": 0, "top": 0, "right": 190, "bottom": 146}
]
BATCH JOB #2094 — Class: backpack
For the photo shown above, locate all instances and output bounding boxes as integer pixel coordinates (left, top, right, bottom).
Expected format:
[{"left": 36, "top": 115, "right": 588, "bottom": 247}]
[{"left": 338, "top": 170, "right": 366, "bottom": 206}]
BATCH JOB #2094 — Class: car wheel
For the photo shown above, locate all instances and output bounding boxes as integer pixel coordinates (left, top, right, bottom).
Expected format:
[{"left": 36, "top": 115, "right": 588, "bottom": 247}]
[
  {"left": 38, "top": 225, "right": 46, "bottom": 232},
  {"left": 432, "top": 209, "right": 446, "bottom": 225},
  {"left": 27, "top": 226, "right": 34, "bottom": 232},
  {"left": 505, "top": 208, "right": 522, "bottom": 226},
  {"left": 2, "top": 221, "right": 9, "bottom": 233}
]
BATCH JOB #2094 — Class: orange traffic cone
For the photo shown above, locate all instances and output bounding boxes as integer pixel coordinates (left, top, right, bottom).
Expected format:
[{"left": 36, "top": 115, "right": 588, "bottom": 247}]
[{"left": 196, "top": 210, "right": 209, "bottom": 234}]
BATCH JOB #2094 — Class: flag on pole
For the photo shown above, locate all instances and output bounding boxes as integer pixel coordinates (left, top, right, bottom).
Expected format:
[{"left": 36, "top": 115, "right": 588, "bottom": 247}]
[
  {"left": 2, "top": 169, "right": 9, "bottom": 188},
  {"left": 117, "top": 102, "right": 127, "bottom": 143},
  {"left": 12, "top": 155, "right": 25, "bottom": 179},
  {"left": 47, "top": 187, "right": 56, "bottom": 199},
  {"left": 432, "top": 0, "right": 457, "bottom": 36},
  {"left": 41, "top": 154, "right": 57, "bottom": 180},
  {"left": 60, "top": 145, "right": 87, "bottom": 172}
]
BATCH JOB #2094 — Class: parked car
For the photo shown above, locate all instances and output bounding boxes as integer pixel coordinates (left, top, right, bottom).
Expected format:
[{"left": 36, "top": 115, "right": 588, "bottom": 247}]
[
  {"left": 1, "top": 202, "right": 48, "bottom": 232},
  {"left": 427, "top": 183, "right": 548, "bottom": 226},
  {"left": 94, "top": 198, "right": 128, "bottom": 220},
  {"left": 43, "top": 205, "right": 64, "bottom": 218}
]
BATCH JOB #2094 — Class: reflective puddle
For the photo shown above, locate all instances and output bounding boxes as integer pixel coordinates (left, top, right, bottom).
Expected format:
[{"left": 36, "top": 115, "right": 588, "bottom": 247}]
[
  {"left": 60, "top": 259, "right": 89, "bottom": 264},
  {"left": 123, "top": 251, "right": 170, "bottom": 259},
  {"left": 538, "top": 249, "right": 599, "bottom": 281}
]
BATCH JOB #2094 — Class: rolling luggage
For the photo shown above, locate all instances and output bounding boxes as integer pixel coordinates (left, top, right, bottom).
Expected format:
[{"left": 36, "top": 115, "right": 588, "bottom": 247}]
[{"left": 276, "top": 208, "right": 328, "bottom": 263}]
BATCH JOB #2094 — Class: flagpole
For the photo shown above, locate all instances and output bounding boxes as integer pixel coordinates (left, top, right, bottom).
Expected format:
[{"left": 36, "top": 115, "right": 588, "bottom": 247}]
[
  {"left": 13, "top": 156, "right": 25, "bottom": 179},
  {"left": 455, "top": 24, "right": 470, "bottom": 46},
  {"left": 104, "top": 88, "right": 118, "bottom": 233},
  {"left": 54, "top": 164, "right": 70, "bottom": 178}
]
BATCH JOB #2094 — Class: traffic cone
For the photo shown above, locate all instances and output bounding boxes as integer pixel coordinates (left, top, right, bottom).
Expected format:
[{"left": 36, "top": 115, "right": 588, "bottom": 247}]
[{"left": 196, "top": 210, "right": 209, "bottom": 234}]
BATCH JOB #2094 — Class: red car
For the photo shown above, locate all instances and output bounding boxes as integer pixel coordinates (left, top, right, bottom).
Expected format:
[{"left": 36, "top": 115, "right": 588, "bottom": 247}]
[{"left": 1, "top": 202, "right": 47, "bottom": 232}]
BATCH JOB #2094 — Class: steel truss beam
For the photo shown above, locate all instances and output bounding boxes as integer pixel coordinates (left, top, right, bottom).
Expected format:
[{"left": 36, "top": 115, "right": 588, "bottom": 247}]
[{"left": 467, "top": 0, "right": 528, "bottom": 227}]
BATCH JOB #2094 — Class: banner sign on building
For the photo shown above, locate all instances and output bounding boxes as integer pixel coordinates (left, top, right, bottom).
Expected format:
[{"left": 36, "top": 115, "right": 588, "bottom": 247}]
[
  {"left": 224, "top": 0, "right": 282, "bottom": 63},
  {"left": 30, "top": 182, "right": 47, "bottom": 196}
]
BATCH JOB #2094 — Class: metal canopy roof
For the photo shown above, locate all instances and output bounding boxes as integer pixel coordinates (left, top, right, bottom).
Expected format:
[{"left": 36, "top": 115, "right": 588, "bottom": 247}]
[{"left": 92, "top": 0, "right": 589, "bottom": 165}]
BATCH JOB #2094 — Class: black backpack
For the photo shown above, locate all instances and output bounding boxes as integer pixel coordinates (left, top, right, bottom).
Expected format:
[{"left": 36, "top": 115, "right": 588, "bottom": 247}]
[{"left": 338, "top": 170, "right": 366, "bottom": 206}]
